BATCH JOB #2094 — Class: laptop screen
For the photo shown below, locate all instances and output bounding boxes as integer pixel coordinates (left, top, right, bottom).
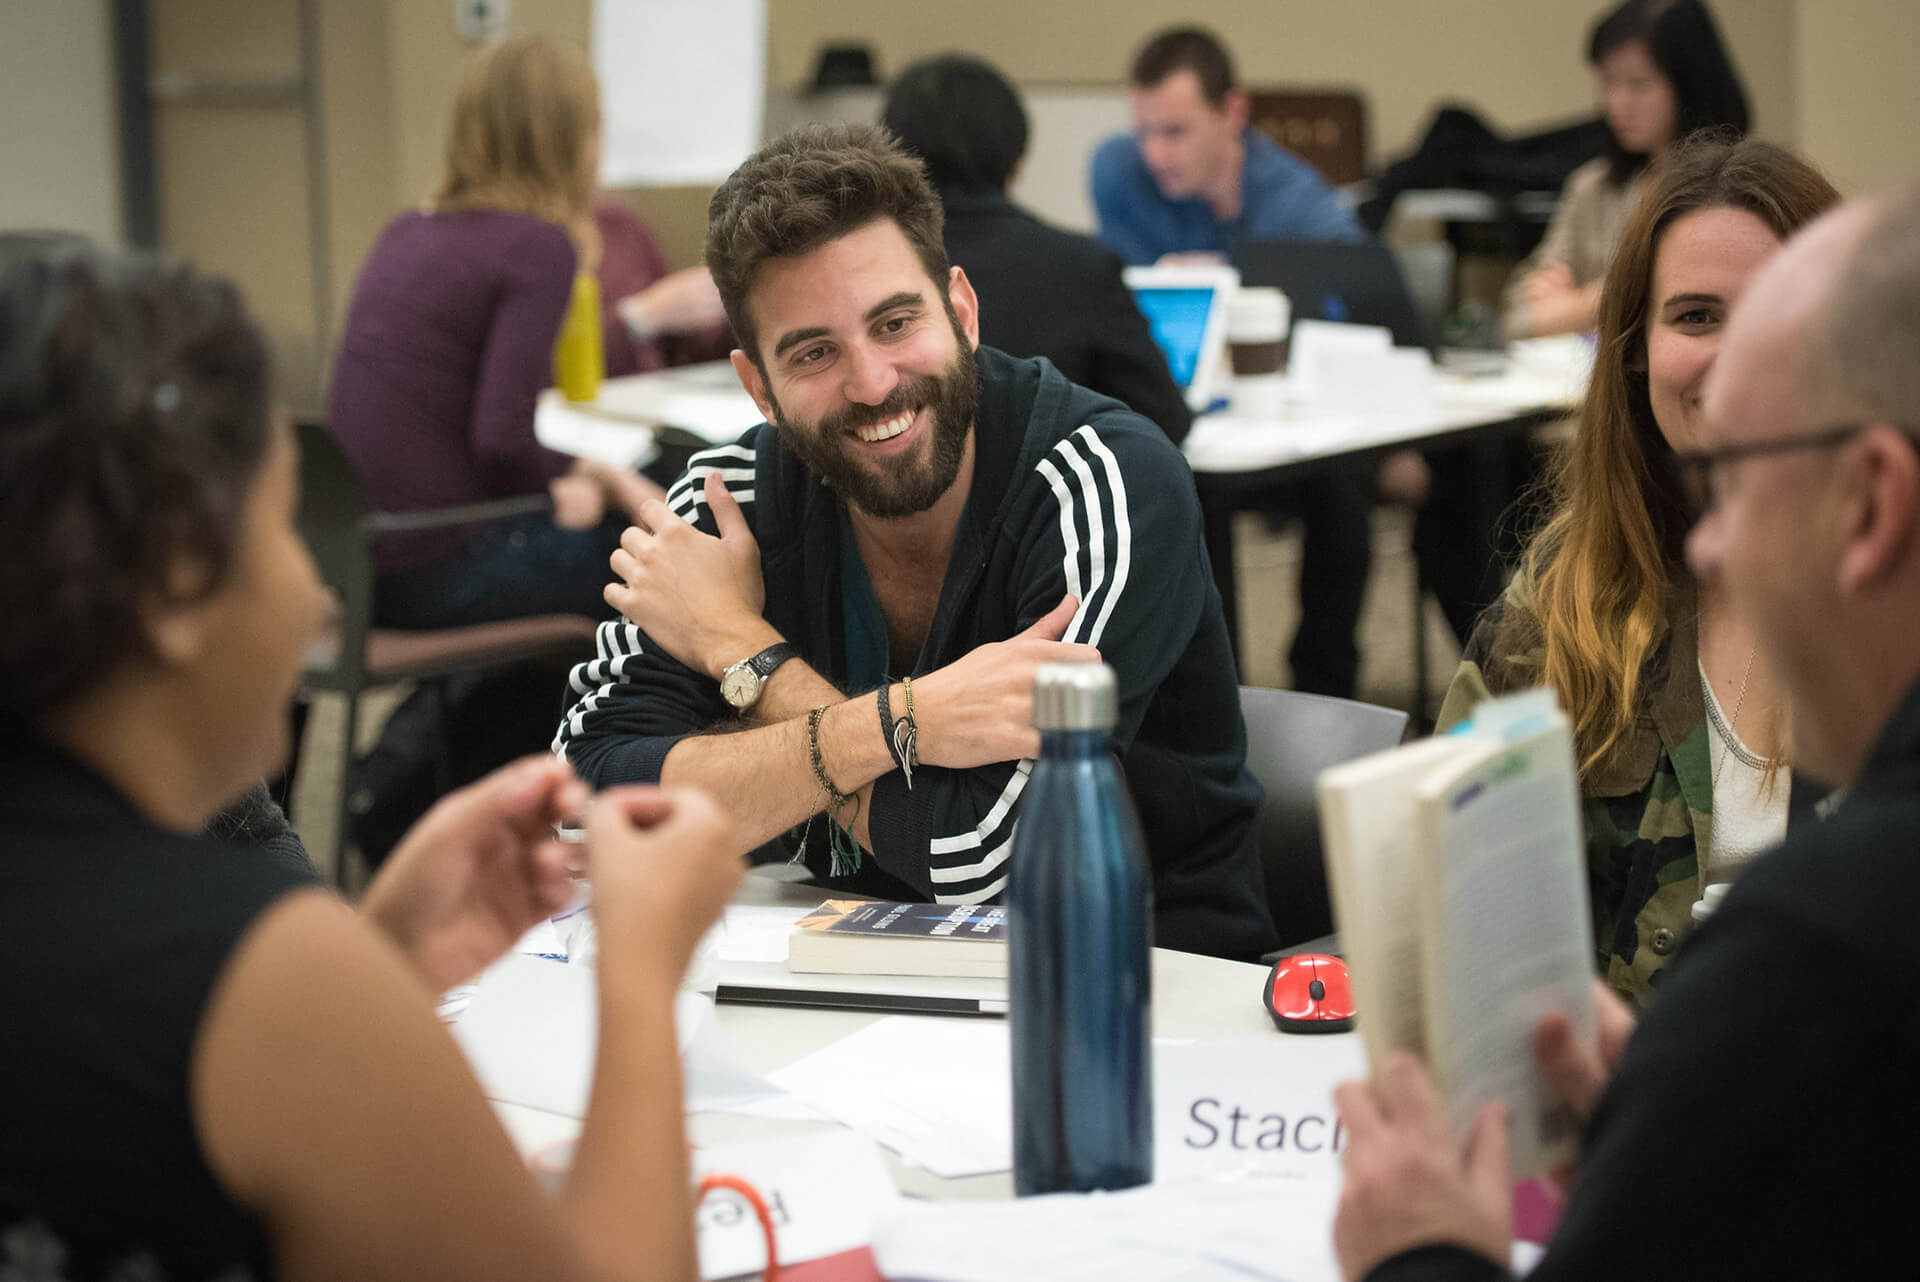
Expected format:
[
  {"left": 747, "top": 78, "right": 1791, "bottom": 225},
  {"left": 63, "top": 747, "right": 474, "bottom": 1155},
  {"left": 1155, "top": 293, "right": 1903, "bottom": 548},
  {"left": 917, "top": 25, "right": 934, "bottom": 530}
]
[
  {"left": 1123, "top": 264, "right": 1239, "bottom": 411},
  {"left": 1235, "top": 239, "right": 1434, "bottom": 352},
  {"left": 1131, "top": 286, "right": 1218, "bottom": 390}
]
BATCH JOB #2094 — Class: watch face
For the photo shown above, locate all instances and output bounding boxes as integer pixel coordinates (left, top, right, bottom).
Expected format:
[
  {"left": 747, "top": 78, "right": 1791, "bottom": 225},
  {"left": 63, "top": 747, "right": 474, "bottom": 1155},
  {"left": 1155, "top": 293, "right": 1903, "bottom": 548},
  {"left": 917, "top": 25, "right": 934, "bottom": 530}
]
[{"left": 720, "top": 664, "right": 760, "bottom": 708}]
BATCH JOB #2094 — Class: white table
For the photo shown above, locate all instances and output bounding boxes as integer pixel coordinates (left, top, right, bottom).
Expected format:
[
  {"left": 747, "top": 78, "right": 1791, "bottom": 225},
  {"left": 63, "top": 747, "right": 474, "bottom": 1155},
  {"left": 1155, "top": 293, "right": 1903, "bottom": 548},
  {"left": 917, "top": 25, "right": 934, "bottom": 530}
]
[
  {"left": 534, "top": 361, "right": 761, "bottom": 465},
  {"left": 1184, "top": 346, "right": 1587, "bottom": 676},
  {"left": 493, "top": 871, "right": 1308, "bottom": 1202}
]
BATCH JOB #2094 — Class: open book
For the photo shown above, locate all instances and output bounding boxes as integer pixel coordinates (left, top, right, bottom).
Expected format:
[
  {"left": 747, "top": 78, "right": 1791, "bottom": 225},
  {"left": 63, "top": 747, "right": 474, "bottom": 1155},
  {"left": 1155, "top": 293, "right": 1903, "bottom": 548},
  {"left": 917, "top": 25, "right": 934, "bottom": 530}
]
[{"left": 1316, "top": 690, "right": 1597, "bottom": 1178}]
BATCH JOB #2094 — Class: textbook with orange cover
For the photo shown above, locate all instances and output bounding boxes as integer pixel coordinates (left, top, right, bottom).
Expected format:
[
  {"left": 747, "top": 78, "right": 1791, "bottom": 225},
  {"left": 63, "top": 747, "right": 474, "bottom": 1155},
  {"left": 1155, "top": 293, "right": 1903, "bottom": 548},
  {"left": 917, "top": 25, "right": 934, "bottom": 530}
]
[{"left": 787, "top": 901, "right": 1009, "bottom": 979}]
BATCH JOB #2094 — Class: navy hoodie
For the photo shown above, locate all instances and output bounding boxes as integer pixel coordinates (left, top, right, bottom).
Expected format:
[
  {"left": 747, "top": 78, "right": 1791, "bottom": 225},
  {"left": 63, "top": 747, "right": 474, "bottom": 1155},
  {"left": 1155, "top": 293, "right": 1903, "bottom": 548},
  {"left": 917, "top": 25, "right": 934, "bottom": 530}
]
[{"left": 555, "top": 346, "right": 1277, "bottom": 961}]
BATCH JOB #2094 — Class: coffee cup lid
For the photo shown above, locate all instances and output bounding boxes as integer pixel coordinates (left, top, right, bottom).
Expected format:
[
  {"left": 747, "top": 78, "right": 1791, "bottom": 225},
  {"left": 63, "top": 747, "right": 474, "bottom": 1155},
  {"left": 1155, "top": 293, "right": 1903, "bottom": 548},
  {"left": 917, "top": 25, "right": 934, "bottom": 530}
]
[{"left": 1228, "top": 287, "right": 1290, "bottom": 341}]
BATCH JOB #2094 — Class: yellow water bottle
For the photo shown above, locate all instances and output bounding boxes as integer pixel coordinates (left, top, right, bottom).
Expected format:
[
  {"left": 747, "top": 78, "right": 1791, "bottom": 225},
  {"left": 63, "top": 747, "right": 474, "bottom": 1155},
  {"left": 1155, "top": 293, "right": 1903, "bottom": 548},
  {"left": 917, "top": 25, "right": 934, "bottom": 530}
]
[{"left": 553, "top": 271, "right": 604, "bottom": 402}]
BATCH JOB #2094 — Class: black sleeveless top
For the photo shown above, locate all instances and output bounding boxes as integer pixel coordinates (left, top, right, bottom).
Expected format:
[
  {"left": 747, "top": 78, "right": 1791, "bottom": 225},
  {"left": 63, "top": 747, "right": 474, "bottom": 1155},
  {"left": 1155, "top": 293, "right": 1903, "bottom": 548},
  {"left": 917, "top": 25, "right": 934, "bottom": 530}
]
[{"left": 0, "top": 733, "right": 316, "bottom": 1281}]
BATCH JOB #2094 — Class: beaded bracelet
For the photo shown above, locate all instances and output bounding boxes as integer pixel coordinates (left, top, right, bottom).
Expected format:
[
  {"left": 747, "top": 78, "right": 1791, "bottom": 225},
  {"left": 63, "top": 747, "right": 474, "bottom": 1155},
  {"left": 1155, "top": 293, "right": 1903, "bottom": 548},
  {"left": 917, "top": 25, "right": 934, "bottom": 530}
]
[{"left": 805, "top": 705, "right": 862, "bottom": 876}]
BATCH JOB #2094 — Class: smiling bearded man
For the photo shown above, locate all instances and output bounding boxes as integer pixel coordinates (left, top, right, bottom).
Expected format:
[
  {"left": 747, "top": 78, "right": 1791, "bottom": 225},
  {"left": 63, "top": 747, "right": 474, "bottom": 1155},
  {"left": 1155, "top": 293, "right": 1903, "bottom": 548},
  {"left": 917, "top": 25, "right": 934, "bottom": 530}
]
[
  {"left": 552, "top": 122, "right": 1278, "bottom": 963},
  {"left": 764, "top": 309, "right": 977, "bottom": 519}
]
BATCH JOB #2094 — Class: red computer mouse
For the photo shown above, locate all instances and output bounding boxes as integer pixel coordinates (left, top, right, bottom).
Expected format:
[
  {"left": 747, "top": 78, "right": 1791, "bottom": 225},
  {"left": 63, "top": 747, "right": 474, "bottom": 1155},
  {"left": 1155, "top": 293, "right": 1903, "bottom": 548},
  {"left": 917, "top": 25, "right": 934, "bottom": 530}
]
[{"left": 1264, "top": 952, "right": 1356, "bottom": 1033}]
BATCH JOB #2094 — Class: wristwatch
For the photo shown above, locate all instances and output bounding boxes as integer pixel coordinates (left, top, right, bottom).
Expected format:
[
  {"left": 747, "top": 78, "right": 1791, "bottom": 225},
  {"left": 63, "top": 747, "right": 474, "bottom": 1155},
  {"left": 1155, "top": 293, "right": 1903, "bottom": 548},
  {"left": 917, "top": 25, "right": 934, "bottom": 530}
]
[{"left": 719, "top": 642, "right": 796, "bottom": 710}]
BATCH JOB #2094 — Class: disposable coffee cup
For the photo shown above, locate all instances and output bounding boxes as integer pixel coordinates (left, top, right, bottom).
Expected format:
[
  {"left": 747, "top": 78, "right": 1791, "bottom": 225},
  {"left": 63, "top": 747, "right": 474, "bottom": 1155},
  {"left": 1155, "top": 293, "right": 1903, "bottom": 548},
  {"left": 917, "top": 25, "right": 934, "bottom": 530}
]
[{"left": 1227, "top": 286, "right": 1291, "bottom": 375}]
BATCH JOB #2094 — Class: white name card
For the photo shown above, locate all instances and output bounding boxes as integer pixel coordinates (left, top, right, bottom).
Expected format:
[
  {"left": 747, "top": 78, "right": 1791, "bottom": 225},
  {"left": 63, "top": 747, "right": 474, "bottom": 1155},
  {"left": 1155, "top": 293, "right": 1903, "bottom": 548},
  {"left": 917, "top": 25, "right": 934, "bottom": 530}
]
[
  {"left": 1153, "top": 1035, "right": 1368, "bottom": 1183},
  {"left": 694, "top": 1131, "right": 902, "bottom": 1279}
]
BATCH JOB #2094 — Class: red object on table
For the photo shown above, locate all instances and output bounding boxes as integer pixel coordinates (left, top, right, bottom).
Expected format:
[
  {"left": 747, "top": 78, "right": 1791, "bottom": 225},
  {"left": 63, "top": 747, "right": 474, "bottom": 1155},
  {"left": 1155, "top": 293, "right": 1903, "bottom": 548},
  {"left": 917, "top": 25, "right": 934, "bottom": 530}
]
[{"left": 779, "top": 1247, "right": 882, "bottom": 1280}]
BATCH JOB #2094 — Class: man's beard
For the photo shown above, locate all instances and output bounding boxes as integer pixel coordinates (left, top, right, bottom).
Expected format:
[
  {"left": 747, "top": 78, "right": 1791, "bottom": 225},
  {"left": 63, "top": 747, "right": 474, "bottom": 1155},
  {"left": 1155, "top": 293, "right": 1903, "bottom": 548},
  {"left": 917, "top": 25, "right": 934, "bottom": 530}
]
[{"left": 766, "top": 327, "right": 978, "bottom": 519}]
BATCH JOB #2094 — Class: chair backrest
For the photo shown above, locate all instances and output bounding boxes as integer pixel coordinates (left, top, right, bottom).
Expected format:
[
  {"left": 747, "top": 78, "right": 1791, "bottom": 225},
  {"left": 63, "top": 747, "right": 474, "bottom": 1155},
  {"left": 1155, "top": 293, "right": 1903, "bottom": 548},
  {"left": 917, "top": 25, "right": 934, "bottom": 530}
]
[
  {"left": 294, "top": 418, "right": 375, "bottom": 685},
  {"left": 1239, "top": 686, "right": 1409, "bottom": 947},
  {"left": 1247, "top": 89, "right": 1369, "bottom": 187}
]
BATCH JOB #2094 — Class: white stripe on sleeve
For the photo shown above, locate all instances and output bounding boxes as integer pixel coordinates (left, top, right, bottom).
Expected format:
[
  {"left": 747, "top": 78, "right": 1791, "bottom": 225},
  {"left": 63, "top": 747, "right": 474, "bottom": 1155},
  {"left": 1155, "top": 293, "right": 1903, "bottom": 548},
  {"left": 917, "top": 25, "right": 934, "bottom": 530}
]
[
  {"left": 1072, "top": 426, "right": 1133, "bottom": 648},
  {"left": 928, "top": 760, "right": 1032, "bottom": 856}
]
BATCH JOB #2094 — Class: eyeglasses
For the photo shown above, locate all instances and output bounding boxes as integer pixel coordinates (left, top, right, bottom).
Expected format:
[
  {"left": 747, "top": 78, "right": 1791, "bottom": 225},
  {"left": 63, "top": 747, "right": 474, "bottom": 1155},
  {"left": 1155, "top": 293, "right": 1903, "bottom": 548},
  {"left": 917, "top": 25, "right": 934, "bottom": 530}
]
[{"left": 1672, "top": 423, "right": 1867, "bottom": 513}]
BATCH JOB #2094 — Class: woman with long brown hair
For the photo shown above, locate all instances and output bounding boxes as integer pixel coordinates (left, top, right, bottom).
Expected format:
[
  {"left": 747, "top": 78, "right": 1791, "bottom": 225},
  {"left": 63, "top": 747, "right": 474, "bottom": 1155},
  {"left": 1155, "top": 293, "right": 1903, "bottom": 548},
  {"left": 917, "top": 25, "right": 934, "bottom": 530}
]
[{"left": 1439, "top": 134, "right": 1840, "bottom": 1006}]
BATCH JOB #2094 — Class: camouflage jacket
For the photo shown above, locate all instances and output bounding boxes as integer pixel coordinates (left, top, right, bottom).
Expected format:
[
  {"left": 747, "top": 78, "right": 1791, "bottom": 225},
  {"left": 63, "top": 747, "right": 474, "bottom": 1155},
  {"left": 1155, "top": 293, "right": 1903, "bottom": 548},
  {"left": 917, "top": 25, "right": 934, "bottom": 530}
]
[{"left": 1436, "top": 570, "right": 1720, "bottom": 1009}]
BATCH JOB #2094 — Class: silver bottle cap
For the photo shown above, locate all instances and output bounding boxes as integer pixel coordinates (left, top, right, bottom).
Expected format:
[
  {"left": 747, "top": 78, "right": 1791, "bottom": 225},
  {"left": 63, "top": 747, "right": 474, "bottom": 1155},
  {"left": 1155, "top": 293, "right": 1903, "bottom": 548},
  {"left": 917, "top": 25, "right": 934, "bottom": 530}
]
[{"left": 1031, "top": 663, "right": 1118, "bottom": 731}]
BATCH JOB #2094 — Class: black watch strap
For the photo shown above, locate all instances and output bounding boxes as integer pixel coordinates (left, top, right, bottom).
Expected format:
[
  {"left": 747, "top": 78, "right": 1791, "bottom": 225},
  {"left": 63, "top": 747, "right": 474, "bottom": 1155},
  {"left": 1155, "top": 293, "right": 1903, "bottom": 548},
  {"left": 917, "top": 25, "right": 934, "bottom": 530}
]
[{"left": 746, "top": 642, "right": 796, "bottom": 680}]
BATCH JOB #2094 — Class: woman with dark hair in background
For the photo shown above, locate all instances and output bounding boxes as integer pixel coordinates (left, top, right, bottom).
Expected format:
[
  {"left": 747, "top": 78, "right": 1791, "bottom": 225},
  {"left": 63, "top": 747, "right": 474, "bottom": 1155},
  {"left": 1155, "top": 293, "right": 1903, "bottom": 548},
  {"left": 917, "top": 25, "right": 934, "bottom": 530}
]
[
  {"left": 0, "top": 244, "right": 745, "bottom": 1280},
  {"left": 1506, "top": 0, "right": 1750, "bottom": 338},
  {"left": 881, "top": 53, "right": 1192, "bottom": 443},
  {"left": 1442, "top": 136, "right": 1838, "bottom": 1007}
]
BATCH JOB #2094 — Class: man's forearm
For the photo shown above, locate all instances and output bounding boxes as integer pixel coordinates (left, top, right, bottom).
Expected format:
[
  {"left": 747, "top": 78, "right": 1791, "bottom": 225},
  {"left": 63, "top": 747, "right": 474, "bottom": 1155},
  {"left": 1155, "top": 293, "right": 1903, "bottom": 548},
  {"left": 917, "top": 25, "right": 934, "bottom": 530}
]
[
  {"left": 659, "top": 688, "right": 898, "bottom": 852},
  {"left": 747, "top": 656, "right": 850, "bottom": 727}
]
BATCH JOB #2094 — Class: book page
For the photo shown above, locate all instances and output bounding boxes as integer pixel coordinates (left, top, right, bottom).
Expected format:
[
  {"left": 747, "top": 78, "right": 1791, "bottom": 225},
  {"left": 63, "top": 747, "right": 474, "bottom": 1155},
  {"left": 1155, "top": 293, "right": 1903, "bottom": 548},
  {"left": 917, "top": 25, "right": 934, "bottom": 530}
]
[
  {"left": 1415, "top": 720, "right": 1597, "bottom": 1178},
  {"left": 1318, "top": 737, "right": 1463, "bottom": 1069}
]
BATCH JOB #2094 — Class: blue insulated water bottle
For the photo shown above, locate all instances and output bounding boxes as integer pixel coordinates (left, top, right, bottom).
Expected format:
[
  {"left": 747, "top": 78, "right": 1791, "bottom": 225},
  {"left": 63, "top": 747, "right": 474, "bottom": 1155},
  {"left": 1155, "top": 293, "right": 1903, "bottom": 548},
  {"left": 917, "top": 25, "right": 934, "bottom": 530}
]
[{"left": 1008, "top": 662, "right": 1153, "bottom": 1195}]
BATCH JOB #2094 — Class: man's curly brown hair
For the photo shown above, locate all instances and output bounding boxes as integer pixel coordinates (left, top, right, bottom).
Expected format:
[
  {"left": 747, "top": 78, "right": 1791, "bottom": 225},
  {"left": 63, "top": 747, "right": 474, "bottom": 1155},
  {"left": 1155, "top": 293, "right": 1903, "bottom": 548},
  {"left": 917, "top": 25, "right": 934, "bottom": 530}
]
[{"left": 705, "top": 122, "right": 950, "bottom": 364}]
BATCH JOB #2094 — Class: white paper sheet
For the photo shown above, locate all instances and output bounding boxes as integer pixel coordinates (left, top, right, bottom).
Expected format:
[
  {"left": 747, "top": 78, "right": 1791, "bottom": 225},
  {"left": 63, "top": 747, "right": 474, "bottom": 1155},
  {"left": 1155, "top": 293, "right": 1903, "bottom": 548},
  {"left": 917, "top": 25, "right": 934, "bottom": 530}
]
[
  {"left": 593, "top": 0, "right": 765, "bottom": 186},
  {"left": 763, "top": 1022, "right": 1367, "bottom": 1184},
  {"left": 533, "top": 392, "right": 659, "bottom": 469},
  {"left": 452, "top": 953, "right": 712, "bottom": 1117},
  {"left": 704, "top": 904, "right": 812, "bottom": 964},
  {"left": 1287, "top": 319, "right": 1392, "bottom": 398},
  {"left": 766, "top": 1017, "right": 1013, "bottom": 1178},
  {"left": 872, "top": 1177, "right": 1342, "bottom": 1282}
]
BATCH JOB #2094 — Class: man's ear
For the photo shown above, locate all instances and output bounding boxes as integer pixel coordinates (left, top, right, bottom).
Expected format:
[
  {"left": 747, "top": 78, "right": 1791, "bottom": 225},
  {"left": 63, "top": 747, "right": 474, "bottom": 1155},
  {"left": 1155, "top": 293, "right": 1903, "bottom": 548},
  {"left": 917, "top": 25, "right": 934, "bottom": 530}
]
[
  {"left": 730, "top": 348, "right": 776, "bottom": 422},
  {"left": 1224, "top": 89, "right": 1250, "bottom": 132},
  {"left": 1837, "top": 424, "right": 1920, "bottom": 595},
  {"left": 948, "top": 265, "right": 981, "bottom": 351}
]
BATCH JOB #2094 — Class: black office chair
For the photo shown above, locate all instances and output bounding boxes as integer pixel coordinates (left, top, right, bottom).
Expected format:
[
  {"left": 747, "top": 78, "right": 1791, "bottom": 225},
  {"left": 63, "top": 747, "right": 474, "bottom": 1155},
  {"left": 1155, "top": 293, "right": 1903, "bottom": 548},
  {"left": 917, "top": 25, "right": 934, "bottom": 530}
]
[
  {"left": 294, "top": 420, "right": 599, "bottom": 889},
  {"left": 1239, "top": 686, "right": 1410, "bottom": 955}
]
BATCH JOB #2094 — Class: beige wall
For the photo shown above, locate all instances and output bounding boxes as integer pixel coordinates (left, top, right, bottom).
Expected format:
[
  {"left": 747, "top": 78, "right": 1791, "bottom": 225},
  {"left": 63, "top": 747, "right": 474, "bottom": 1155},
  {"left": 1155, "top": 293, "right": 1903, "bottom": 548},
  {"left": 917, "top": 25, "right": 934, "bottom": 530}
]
[
  {"left": 1, "top": 0, "right": 122, "bottom": 245},
  {"left": 363, "top": 0, "right": 716, "bottom": 268},
  {"left": 20, "top": 0, "right": 1916, "bottom": 417},
  {"left": 1793, "top": 0, "right": 1920, "bottom": 195},
  {"left": 151, "top": 0, "right": 325, "bottom": 409},
  {"left": 767, "top": 0, "right": 1798, "bottom": 161},
  {"left": 381, "top": 0, "right": 592, "bottom": 216},
  {"left": 316, "top": 0, "right": 398, "bottom": 326}
]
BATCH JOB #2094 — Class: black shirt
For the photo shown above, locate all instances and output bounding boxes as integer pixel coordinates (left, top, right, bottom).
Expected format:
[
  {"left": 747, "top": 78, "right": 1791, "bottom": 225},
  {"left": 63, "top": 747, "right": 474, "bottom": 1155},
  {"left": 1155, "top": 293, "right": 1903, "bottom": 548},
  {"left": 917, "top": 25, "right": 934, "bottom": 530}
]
[
  {"left": 557, "top": 347, "right": 1276, "bottom": 961},
  {"left": 1371, "top": 676, "right": 1920, "bottom": 1281},
  {"left": 938, "top": 186, "right": 1193, "bottom": 445},
  {"left": 0, "top": 733, "right": 317, "bottom": 1281}
]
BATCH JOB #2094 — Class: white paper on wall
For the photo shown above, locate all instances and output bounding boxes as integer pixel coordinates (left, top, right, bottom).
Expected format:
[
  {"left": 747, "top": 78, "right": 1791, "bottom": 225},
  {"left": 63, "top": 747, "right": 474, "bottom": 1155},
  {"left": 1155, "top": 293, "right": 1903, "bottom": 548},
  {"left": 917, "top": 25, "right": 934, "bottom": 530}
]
[{"left": 592, "top": 0, "right": 766, "bottom": 186}]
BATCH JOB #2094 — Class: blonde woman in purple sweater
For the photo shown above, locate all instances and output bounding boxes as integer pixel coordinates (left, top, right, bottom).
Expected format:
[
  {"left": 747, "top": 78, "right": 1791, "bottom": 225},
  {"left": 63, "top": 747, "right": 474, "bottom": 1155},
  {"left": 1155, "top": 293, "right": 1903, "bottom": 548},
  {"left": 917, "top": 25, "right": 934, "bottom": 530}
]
[{"left": 330, "top": 37, "right": 659, "bottom": 628}]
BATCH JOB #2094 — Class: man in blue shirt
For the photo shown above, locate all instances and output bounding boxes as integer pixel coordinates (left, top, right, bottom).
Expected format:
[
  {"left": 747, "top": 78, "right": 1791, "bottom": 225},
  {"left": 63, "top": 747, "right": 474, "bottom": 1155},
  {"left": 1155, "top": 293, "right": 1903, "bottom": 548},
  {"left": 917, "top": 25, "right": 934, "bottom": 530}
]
[
  {"left": 1091, "top": 28, "right": 1372, "bottom": 698},
  {"left": 1091, "top": 28, "right": 1363, "bottom": 266}
]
